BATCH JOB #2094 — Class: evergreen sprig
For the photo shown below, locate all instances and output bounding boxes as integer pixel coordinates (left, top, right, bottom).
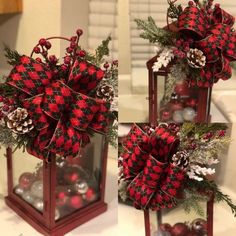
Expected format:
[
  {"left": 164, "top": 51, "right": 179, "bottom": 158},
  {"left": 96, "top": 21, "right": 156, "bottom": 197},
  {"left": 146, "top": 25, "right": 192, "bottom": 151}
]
[
  {"left": 105, "top": 122, "right": 118, "bottom": 148},
  {"left": 4, "top": 45, "right": 21, "bottom": 66},
  {"left": 135, "top": 17, "right": 176, "bottom": 45},
  {"left": 186, "top": 179, "right": 236, "bottom": 217},
  {"left": 167, "top": 0, "right": 183, "bottom": 19},
  {"left": 95, "top": 36, "right": 111, "bottom": 65}
]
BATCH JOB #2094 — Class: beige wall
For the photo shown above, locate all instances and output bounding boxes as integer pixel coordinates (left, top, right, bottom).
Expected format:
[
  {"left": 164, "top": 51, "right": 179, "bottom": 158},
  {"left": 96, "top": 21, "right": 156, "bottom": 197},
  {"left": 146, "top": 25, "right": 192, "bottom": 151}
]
[{"left": 118, "top": 0, "right": 131, "bottom": 75}]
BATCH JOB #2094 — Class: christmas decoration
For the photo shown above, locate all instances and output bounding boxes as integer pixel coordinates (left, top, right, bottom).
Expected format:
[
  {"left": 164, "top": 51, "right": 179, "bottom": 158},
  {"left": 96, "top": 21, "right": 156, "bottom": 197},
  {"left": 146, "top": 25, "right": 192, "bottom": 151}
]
[
  {"left": 172, "top": 110, "right": 184, "bottom": 123},
  {"left": 6, "top": 108, "right": 34, "bottom": 134},
  {"left": 182, "top": 107, "right": 196, "bottom": 121},
  {"left": 191, "top": 218, "right": 207, "bottom": 235},
  {"left": 136, "top": 1, "right": 236, "bottom": 87},
  {"left": 119, "top": 123, "right": 236, "bottom": 217},
  {"left": 171, "top": 223, "right": 190, "bottom": 236},
  {"left": 2, "top": 28, "right": 114, "bottom": 235},
  {"left": 19, "top": 172, "right": 35, "bottom": 189},
  {"left": 0, "top": 29, "right": 118, "bottom": 159},
  {"left": 187, "top": 48, "right": 206, "bottom": 69},
  {"left": 96, "top": 83, "right": 114, "bottom": 102},
  {"left": 30, "top": 180, "right": 43, "bottom": 198},
  {"left": 33, "top": 198, "right": 44, "bottom": 211}
]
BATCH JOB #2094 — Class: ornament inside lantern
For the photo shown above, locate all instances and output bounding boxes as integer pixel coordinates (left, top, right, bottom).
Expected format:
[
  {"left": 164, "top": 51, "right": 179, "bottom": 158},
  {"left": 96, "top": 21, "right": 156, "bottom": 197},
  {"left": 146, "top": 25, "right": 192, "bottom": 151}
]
[
  {"left": 6, "top": 133, "right": 108, "bottom": 235},
  {"left": 146, "top": 55, "right": 212, "bottom": 125}
]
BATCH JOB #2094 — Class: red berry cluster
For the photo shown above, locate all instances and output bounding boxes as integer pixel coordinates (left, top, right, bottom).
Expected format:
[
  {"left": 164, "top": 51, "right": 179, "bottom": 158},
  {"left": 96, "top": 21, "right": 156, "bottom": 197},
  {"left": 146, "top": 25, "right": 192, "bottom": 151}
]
[{"left": 0, "top": 94, "right": 15, "bottom": 119}]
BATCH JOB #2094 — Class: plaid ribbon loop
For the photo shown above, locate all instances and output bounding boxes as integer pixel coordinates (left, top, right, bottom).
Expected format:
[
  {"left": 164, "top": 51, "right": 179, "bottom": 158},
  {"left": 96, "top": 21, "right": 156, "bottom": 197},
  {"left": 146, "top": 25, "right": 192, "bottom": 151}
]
[
  {"left": 178, "top": 4, "right": 236, "bottom": 87},
  {"left": 7, "top": 56, "right": 110, "bottom": 159},
  {"left": 121, "top": 124, "right": 185, "bottom": 210}
]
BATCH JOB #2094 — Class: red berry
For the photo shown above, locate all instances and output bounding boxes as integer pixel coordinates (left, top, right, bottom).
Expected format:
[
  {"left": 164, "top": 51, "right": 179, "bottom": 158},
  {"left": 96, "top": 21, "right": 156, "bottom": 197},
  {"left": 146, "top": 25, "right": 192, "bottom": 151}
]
[
  {"left": 112, "top": 60, "right": 118, "bottom": 66},
  {"left": 39, "top": 38, "right": 47, "bottom": 46},
  {"left": 42, "top": 51, "right": 48, "bottom": 57},
  {"left": 70, "top": 42, "right": 76, "bottom": 49},
  {"left": 61, "top": 65, "right": 68, "bottom": 71},
  {"left": 104, "top": 62, "right": 109, "bottom": 69},
  {"left": 35, "top": 57, "right": 42, "bottom": 63},
  {"left": 64, "top": 56, "right": 71, "bottom": 64},
  {"left": 0, "top": 96, "right": 3, "bottom": 102},
  {"left": 2, "top": 105, "right": 9, "bottom": 111},
  {"left": 188, "top": 1, "right": 194, "bottom": 6},
  {"left": 70, "top": 36, "right": 77, "bottom": 42},
  {"left": 49, "top": 55, "right": 57, "bottom": 64},
  {"left": 45, "top": 41, "right": 52, "bottom": 49},
  {"left": 34, "top": 46, "right": 41, "bottom": 54},
  {"left": 76, "top": 29, "right": 83, "bottom": 36},
  {"left": 77, "top": 50, "right": 86, "bottom": 57},
  {"left": 66, "top": 47, "right": 73, "bottom": 54}
]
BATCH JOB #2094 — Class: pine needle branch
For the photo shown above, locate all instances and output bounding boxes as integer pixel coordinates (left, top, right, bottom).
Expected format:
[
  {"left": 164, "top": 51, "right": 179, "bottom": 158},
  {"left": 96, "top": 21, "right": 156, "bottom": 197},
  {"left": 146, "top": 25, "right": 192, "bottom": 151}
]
[
  {"left": 4, "top": 45, "right": 21, "bottom": 66},
  {"left": 95, "top": 36, "right": 111, "bottom": 65},
  {"left": 135, "top": 16, "right": 176, "bottom": 45},
  {"left": 167, "top": 0, "right": 183, "bottom": 19}
]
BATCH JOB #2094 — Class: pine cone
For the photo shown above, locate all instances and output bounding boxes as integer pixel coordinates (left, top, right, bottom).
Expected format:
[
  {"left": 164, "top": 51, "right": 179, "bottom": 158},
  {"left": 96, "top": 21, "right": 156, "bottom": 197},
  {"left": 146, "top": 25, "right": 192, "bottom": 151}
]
[
  {"left": 96, "top": 84, "right": 114, "bottom": 102},
  {"left": 171, "top": 150, "right": 189, "bottom": 169},
  {"left": 187, "top": 48, "right": 206, "bottom": 68},
  {"left": 6, "top": 108, "right": 34, "bottom": 134}
]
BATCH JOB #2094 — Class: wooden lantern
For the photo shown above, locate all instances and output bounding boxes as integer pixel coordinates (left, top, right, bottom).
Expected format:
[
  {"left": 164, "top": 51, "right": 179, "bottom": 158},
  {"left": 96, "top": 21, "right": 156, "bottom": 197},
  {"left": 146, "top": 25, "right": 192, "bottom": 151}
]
[
  {"left": 5, "top": 134, "right": 108, "bottom": 236},
  {"left": 143, "top": 193, "right": 214, "bottom": 236},
  {"left": 147, "top": 55, "right": 212, "bottom": 126}
]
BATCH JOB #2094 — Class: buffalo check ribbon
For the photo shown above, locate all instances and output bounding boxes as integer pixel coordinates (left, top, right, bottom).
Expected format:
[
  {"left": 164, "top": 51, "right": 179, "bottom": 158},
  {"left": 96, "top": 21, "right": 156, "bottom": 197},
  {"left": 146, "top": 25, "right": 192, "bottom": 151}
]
[
  {"left": 178, "top": 3, "right": 236, "bottom": 87},
  {"left": 7, "top": 56, "right": 110, "bottom": 159},
  {"left": 121, "top": 124, "right": 185, "bottom": 210}
]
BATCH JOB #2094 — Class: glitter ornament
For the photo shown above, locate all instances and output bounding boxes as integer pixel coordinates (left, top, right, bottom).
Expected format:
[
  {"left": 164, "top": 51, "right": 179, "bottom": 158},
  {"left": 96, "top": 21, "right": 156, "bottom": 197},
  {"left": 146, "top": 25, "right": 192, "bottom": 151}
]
[
  {"left": 22, "top": 191, "right": 35, "bottom": 204},
  {"left": 191, "top": 218, "right": 207, "bottom": 235},
  {"left": 171, "top": 223, "right": 190, "bottom": 236},
  {"left": 172, "top": 110, "right": 184, "bottom": 123},
  {"left": 31, "top": 180, "right": 43, "bottom": 199},
  {"left": 33, "top": 198, "right": 44, "bottom": 211},
  {"left": 14, "top": 185, "right": 24, "bottom": 196},
  {"left": 74, "top": 180, "right": 89, "bottom": 194},
  {"left": 19, "top": 172, "right": 35, "bottom": 189},
  {"left": 183, "top": 107, "right": 196, "bottom": 121}
]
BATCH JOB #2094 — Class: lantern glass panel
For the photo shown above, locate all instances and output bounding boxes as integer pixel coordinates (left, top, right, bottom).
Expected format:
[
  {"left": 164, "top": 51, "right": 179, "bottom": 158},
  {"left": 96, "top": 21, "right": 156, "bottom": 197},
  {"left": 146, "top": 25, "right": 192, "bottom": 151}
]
[
  {"left": 55, "top": 133, "right": 105, "bottom": 220},
  {"left": 158, "top": 75, "right": 199, "bottom": 123},
  {"left": 150, "top": 205, "right": 208, "bottom": 236},
  {"left": 12, "top": 149, "right": 44, "bottom": 213}
]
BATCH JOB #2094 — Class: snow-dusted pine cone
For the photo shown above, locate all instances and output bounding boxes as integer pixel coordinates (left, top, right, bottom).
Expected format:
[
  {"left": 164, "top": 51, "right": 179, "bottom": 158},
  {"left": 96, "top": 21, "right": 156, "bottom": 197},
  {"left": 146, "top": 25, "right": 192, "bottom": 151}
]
[
  {"left": 6, "top": 108, "right": 34, "bottom": 134},
  {"left": 171, "top": 150, "right": 189, "bottom": 169},
  {"left": 96, "top": 84, "right": 114, "bottom": 102},
  {"left": 187, "top": 48, "right": 206, "bottom": 68}
]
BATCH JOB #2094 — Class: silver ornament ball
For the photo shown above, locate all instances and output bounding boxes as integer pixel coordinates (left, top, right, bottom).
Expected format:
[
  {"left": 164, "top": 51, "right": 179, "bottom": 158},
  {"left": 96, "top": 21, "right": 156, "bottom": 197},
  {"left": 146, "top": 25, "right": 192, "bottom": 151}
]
[
  {"left": 22, "top": 191, "right": 35, "bottom": 204},
  {"left": 172, "top": 110, "right": 184, "bottom": 123},
  {"left": 14, "top": 185, "right": 24, "bottom": 196},
  {"left": 33, "top": 198, "right": 44, "bottom": 211},
  {"left": 183, "top": 107, "right": 196, "bottom": 121},
  {"left": 31, "top": 180, "right": 43, "bottom": 199},
  {"left": 75, "top": 180, "right": 89, "bottom": 194},
  {"left": 55, "top": 208, "right": 60, "bottom": 221}
]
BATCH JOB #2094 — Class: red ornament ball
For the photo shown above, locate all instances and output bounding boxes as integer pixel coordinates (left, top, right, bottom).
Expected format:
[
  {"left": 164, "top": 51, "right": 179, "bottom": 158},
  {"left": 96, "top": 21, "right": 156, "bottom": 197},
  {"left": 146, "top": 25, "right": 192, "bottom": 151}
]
[
  {"left": 191, "top": 218, "right": 207, "bottom": 234},
  {"left": 160, "top": 223, "right": 172, "bottom": 233},
  {"left": 170, "top": 101, "right": 184, "bottom": 112},
  {"left": 174, "top": 81, "right": 190, "bottom": 97},
  {"left": 186, "top": 98, "right": 198, "bottom": 108},
  {"left": 19, "top": 172, "right": 35, "bottom": 189},
  {"left": 64, "top": 167, "right": 80, "bottom": 184},
  {"left": 84, "top": 188, "right": 98, "bottom": 202},
  {"left": 56, "top": 187, "right": 69, "bottom": 207},
  {"left": 171, "top": 223, "right": 190, "bottom": 236},
  {"left": 161, "top": 110, "right": 172, "bottom": 121},
  {"left": 69, "top": 195, "right": 83, "bottom": 209}
]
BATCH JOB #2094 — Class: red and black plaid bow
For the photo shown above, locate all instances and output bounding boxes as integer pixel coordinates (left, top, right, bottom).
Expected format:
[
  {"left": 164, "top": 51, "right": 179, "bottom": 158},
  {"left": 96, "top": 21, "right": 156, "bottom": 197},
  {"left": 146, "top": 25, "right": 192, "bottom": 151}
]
[
  {"left": 121, "top": 124, "right": 185, "bottom": 210},
  {"left": 178, "top": 3, "right": 236, "bottom": 87},
  {"left": 7, "top": 56, "right": 110, "bottom": 159}
]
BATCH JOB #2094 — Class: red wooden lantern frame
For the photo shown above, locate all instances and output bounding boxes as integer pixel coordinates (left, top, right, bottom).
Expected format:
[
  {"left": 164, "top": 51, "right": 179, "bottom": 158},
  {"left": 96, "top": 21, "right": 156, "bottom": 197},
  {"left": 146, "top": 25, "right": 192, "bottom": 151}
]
[
  {"left": 5, "top": 139, "right": 109, "bottom": 236},
  {"left": 147, "top": 55, "right": 212, "bottom": 126}
]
